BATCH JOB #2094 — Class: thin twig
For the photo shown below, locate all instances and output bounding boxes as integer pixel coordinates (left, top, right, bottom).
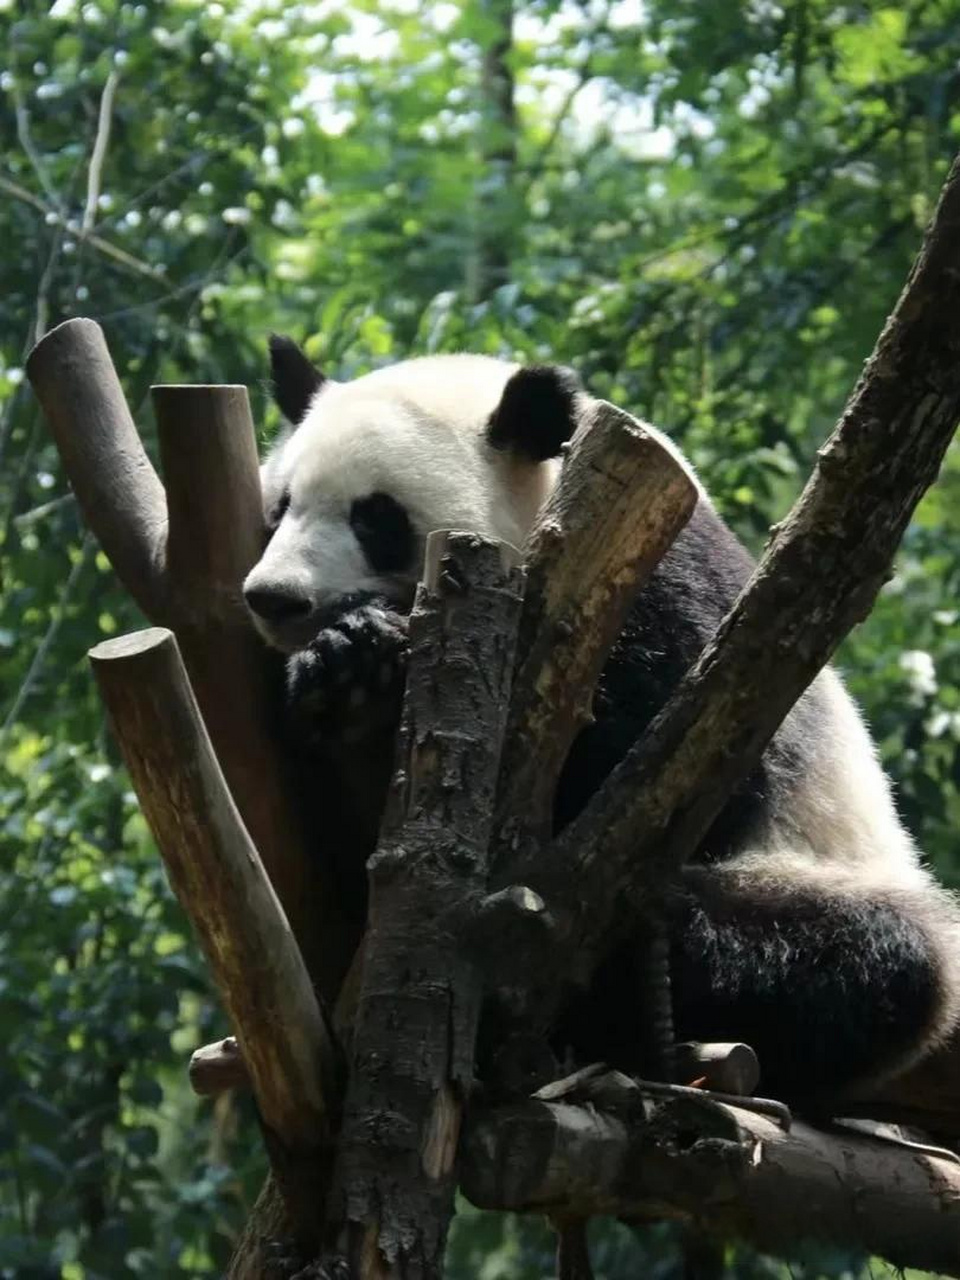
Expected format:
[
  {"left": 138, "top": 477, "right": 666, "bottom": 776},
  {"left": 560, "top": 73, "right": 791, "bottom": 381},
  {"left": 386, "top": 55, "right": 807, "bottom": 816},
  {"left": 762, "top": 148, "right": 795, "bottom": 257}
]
[
  {"left": 0, "top": 533, "right": 96, "bottom": 739},
  {"left": 12, "top": 86, "right": 64, "bottom": 212},
  {"left": 0, "top": 176, "right": 167, "bottom": 283},
  {"left": 82, "top": 70, "right": 120, "bottom": 234}
]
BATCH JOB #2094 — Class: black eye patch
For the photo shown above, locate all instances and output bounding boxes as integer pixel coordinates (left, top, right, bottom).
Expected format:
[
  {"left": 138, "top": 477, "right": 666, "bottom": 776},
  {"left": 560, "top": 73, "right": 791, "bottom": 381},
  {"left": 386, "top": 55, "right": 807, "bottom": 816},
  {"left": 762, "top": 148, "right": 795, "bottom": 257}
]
[
  {"left": 268, "top": 488, "right": 290, "bottom": 529},
  {"left": 264, "top": 488, "right": 290, "bottom": 541},
  {"left": 349, "top": 492, "right": 414, "bottom": 574}
]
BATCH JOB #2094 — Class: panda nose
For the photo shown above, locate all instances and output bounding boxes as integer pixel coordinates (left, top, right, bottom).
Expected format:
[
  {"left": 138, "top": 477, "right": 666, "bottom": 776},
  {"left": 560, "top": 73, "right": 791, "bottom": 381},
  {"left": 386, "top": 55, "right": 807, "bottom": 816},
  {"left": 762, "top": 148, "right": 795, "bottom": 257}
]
[{"left": 244, "top": 586, "right": 313, "bottom": 624}]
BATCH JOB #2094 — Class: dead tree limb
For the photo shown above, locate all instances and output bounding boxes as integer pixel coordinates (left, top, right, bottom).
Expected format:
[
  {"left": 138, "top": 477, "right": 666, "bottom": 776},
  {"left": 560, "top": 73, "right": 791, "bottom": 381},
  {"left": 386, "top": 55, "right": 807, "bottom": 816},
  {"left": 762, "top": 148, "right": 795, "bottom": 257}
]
[
  {"left": 519, "top": 149, "right": 960, "bottom": 972},
  {"left": 89, "top": 628, "right": 337, "bottom": 1236},
  {"left": 26, "top": 320, "right": 345, "bottom": 992},
  {"left": 328, "top": 532, "right": 524, "bottom": 1280},
  {"left": 461, "top": 1083, "right": 960, "bottom": 1278}
]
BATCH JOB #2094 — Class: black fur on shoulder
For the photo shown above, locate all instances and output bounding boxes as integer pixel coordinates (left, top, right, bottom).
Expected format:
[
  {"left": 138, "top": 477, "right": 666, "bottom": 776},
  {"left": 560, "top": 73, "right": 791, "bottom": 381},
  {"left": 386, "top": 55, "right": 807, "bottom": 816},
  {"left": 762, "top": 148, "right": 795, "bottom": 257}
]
[
  {"left": 486, "top": 364, "right": 582, "bottom": 461},
  {"left": 269, "top": 334, "right": 325, "bottom": 425}
]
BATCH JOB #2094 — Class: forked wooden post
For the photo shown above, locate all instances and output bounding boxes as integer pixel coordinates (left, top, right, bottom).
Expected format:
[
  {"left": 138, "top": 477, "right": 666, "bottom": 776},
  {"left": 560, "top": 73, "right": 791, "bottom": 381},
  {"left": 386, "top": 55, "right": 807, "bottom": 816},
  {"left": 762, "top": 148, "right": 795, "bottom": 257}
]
[{"left": 27, "top": 320, "right": 350, "bottom": 997}]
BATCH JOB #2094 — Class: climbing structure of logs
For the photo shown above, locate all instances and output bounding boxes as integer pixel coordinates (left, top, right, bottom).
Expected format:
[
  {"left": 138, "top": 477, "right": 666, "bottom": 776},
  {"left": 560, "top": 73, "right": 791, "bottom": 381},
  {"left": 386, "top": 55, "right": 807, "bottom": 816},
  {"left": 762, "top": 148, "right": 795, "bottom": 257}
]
[{"left": 25, "top": 149, "right": 960, "bottom": 1279}]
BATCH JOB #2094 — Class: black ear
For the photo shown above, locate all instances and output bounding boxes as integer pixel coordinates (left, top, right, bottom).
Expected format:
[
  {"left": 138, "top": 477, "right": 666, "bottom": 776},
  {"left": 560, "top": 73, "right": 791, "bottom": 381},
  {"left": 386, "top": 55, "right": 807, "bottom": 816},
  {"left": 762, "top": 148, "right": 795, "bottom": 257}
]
[
  {"left": 486, "top": 364, "right": 582, "bottom": 461},
  {"left": 269, "top": 334, "right": 325, "bottom": 424}
]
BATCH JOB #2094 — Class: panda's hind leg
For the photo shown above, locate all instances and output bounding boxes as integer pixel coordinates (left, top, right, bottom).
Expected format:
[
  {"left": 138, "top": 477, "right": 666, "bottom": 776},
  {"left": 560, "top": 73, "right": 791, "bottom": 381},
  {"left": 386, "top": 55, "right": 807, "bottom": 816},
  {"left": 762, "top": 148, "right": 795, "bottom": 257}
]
[
  {"left": 563, "top": 868, "right": 958, "bottom": 1110},
  {"left": 666, "top": 868, "right": 956, "bottom": 1108}
]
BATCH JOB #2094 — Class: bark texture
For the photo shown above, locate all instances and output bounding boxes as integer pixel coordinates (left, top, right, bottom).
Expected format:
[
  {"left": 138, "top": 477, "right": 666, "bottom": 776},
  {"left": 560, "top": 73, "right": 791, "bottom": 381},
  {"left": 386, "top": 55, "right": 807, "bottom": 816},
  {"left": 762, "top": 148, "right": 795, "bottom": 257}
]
[
  {"left": 496, "top": 400, "right": 696, "bottom": 843},
  {"left": 89, "top": 630, "right": 336, "bottom": 1167},
  {"left": 462, "top": 1083, "right": 960, "bottom": 1277},
  {"left": 328, "top": 533, "right": 524, "bottom": 1279}
]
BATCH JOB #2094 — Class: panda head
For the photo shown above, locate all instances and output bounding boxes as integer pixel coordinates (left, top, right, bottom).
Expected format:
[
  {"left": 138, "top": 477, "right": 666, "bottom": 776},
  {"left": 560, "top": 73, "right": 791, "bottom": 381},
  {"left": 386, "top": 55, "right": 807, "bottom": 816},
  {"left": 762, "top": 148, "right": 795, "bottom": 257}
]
[{"left": 243, "top": 336, "right": 584, "bottom": 652}]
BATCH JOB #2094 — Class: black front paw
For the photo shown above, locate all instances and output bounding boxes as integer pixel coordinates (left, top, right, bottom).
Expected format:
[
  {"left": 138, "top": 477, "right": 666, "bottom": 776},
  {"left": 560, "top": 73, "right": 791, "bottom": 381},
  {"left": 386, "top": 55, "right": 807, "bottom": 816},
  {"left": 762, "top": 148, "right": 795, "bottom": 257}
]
[{"left": 286, "top": 603, "right": 408, "bottom": 748}]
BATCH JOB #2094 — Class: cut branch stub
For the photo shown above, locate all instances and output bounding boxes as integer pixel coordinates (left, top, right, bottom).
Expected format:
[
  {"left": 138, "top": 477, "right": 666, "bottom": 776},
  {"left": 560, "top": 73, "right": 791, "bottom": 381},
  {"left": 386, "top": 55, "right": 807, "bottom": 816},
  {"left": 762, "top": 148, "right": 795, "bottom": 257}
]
[
  {"left": 89, "top": 627, "right": 337, "bottom": 1156},
  {"left": 495, "top": 402, "right": 697, "bottom": 845},
  {"left": 330, "top": 531, "right": 525, "bottom": 1280},
  {"left": 189, "top": 1037, "right": 250, "bottom": 1097}
]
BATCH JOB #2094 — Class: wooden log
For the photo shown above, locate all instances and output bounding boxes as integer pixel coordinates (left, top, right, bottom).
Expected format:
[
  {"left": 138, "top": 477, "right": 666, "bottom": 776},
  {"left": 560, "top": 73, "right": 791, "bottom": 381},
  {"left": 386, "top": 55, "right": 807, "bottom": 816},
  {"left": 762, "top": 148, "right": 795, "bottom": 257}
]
[
  {"left": 495, "top": 402, "right": 696, "bottom": 845},
  {"left": 27, "top": 322, "right": 344, "bottom": 995},
  {"left": 89, "top": 628, "right": 337, "bottom": 1160},
  {"left": 674, "top": 1042, "right": 760, "bottom": 1096},
  {"left": 151, "top": 384, "right": 340, "bottom": 984},
  {"left": 328, "top": 532, "right": 525, "bottom": 1279},
  {"left": 461, "top": 1084, "right": 960, "bottom": 1277},
  {"left": 25, "top": 317, "right": 166, "bottom": 615}
]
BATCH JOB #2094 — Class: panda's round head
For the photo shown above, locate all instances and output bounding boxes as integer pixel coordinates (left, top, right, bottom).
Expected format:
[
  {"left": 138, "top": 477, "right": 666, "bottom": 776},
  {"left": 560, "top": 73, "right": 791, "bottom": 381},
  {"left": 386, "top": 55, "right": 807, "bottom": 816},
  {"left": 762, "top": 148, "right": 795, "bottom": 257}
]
[{"left": 243, "top": 336, "right": 584, "bottom": 652}]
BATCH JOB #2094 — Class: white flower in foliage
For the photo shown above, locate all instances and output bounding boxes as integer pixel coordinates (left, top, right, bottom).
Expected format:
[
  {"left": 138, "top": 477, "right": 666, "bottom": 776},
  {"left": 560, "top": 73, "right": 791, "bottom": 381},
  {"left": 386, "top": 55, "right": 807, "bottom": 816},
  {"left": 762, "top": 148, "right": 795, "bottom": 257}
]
[{"left": 899, "top": 649, "right": 937, "bottom": 700}]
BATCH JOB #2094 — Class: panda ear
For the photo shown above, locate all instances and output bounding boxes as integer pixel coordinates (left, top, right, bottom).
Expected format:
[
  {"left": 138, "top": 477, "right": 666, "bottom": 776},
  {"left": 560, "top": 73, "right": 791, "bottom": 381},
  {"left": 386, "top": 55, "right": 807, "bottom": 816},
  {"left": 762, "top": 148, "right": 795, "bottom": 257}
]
[
  {"left": 486, "top": 364, "right": 583, "bottom": 461},
  {"left": 269, "top": 334, "right": 326, "bottom": 425}
]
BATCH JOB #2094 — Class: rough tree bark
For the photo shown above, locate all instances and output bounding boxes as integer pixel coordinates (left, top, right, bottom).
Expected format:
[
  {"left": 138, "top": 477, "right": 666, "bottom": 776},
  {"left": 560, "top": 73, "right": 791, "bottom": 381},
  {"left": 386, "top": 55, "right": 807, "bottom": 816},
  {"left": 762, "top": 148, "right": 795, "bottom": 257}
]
[
  {"left": 326, "top": 533, "right": 524, "bottom": 1278},
  {"left": 495, "top": 400, "right": 697, "bottom": 843},
  {"left": 461, "top": 1079, "right": 960, "bottom": 1278}
]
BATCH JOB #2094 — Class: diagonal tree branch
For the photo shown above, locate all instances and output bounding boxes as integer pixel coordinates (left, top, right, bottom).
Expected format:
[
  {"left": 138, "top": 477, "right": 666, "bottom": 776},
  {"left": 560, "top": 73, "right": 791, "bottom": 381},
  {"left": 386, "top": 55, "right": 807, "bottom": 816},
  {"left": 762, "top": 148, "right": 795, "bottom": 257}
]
[{"left": 509, "top": 150, "right": 960, "bottom": 981}]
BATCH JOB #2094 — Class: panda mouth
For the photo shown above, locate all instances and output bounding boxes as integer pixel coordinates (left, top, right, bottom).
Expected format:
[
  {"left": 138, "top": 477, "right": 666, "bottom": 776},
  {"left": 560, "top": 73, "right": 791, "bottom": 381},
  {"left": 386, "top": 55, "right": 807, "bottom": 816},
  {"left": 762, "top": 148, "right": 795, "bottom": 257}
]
[
  {"left": 250, "top": 587, "right": 414, "bottom": 655},
  {"left": 248, "top": 610, "right": 325, "bottom": 655}
]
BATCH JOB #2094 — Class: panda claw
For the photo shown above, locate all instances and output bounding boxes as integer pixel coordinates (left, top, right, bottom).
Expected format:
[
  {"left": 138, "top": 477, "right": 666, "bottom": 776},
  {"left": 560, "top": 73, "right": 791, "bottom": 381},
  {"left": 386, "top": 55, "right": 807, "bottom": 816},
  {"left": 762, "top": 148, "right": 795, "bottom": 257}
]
[{"left": 284, "top": 601, "right": 410, "bottom": 748}]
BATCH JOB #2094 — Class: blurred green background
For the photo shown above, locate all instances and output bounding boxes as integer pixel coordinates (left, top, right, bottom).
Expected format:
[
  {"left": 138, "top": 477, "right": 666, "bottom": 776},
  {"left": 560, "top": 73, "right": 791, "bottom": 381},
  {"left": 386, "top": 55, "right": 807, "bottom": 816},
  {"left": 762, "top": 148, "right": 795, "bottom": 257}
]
[{"left": 2, "top": 0, "right": 959, "bottom": 1275}]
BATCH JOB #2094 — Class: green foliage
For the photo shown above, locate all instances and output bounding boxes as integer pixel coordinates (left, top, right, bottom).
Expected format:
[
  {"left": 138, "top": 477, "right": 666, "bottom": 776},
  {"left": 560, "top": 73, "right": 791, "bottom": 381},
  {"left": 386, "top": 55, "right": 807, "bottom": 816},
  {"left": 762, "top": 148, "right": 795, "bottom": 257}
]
[{"left": 2, "top": 0, "right": 959, "bottom": 1275}]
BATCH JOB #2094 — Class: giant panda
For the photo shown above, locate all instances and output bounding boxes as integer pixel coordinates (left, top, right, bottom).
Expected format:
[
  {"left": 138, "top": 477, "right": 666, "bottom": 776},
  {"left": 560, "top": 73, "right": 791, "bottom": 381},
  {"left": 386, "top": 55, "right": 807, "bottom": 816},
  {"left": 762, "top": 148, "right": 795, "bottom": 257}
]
[{"left": 243, "top": 335, "right": 960, "bottom": 1109}]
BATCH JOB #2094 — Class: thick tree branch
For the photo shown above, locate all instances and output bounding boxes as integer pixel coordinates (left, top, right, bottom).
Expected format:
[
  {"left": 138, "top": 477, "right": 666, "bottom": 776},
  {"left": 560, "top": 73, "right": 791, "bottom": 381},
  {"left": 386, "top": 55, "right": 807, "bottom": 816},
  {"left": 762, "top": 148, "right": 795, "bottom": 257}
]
[
  {"left": 461, "top": 1081, "right": 960, "bottom": 1277},
  {"left": 536, "top": 150, "right": 960, "bottom": 964},
  {"left": 26, "top": 319, "right": 167, "bottom": 616},
  {"left": 328, "top": 533, "right": 524, "bottom": 1279},
  {"left": 495, "top": 402, "right": 696, "bottom": 841},
  {"left": 27, "top": 321, "right": 344, "bottom": 993}
]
